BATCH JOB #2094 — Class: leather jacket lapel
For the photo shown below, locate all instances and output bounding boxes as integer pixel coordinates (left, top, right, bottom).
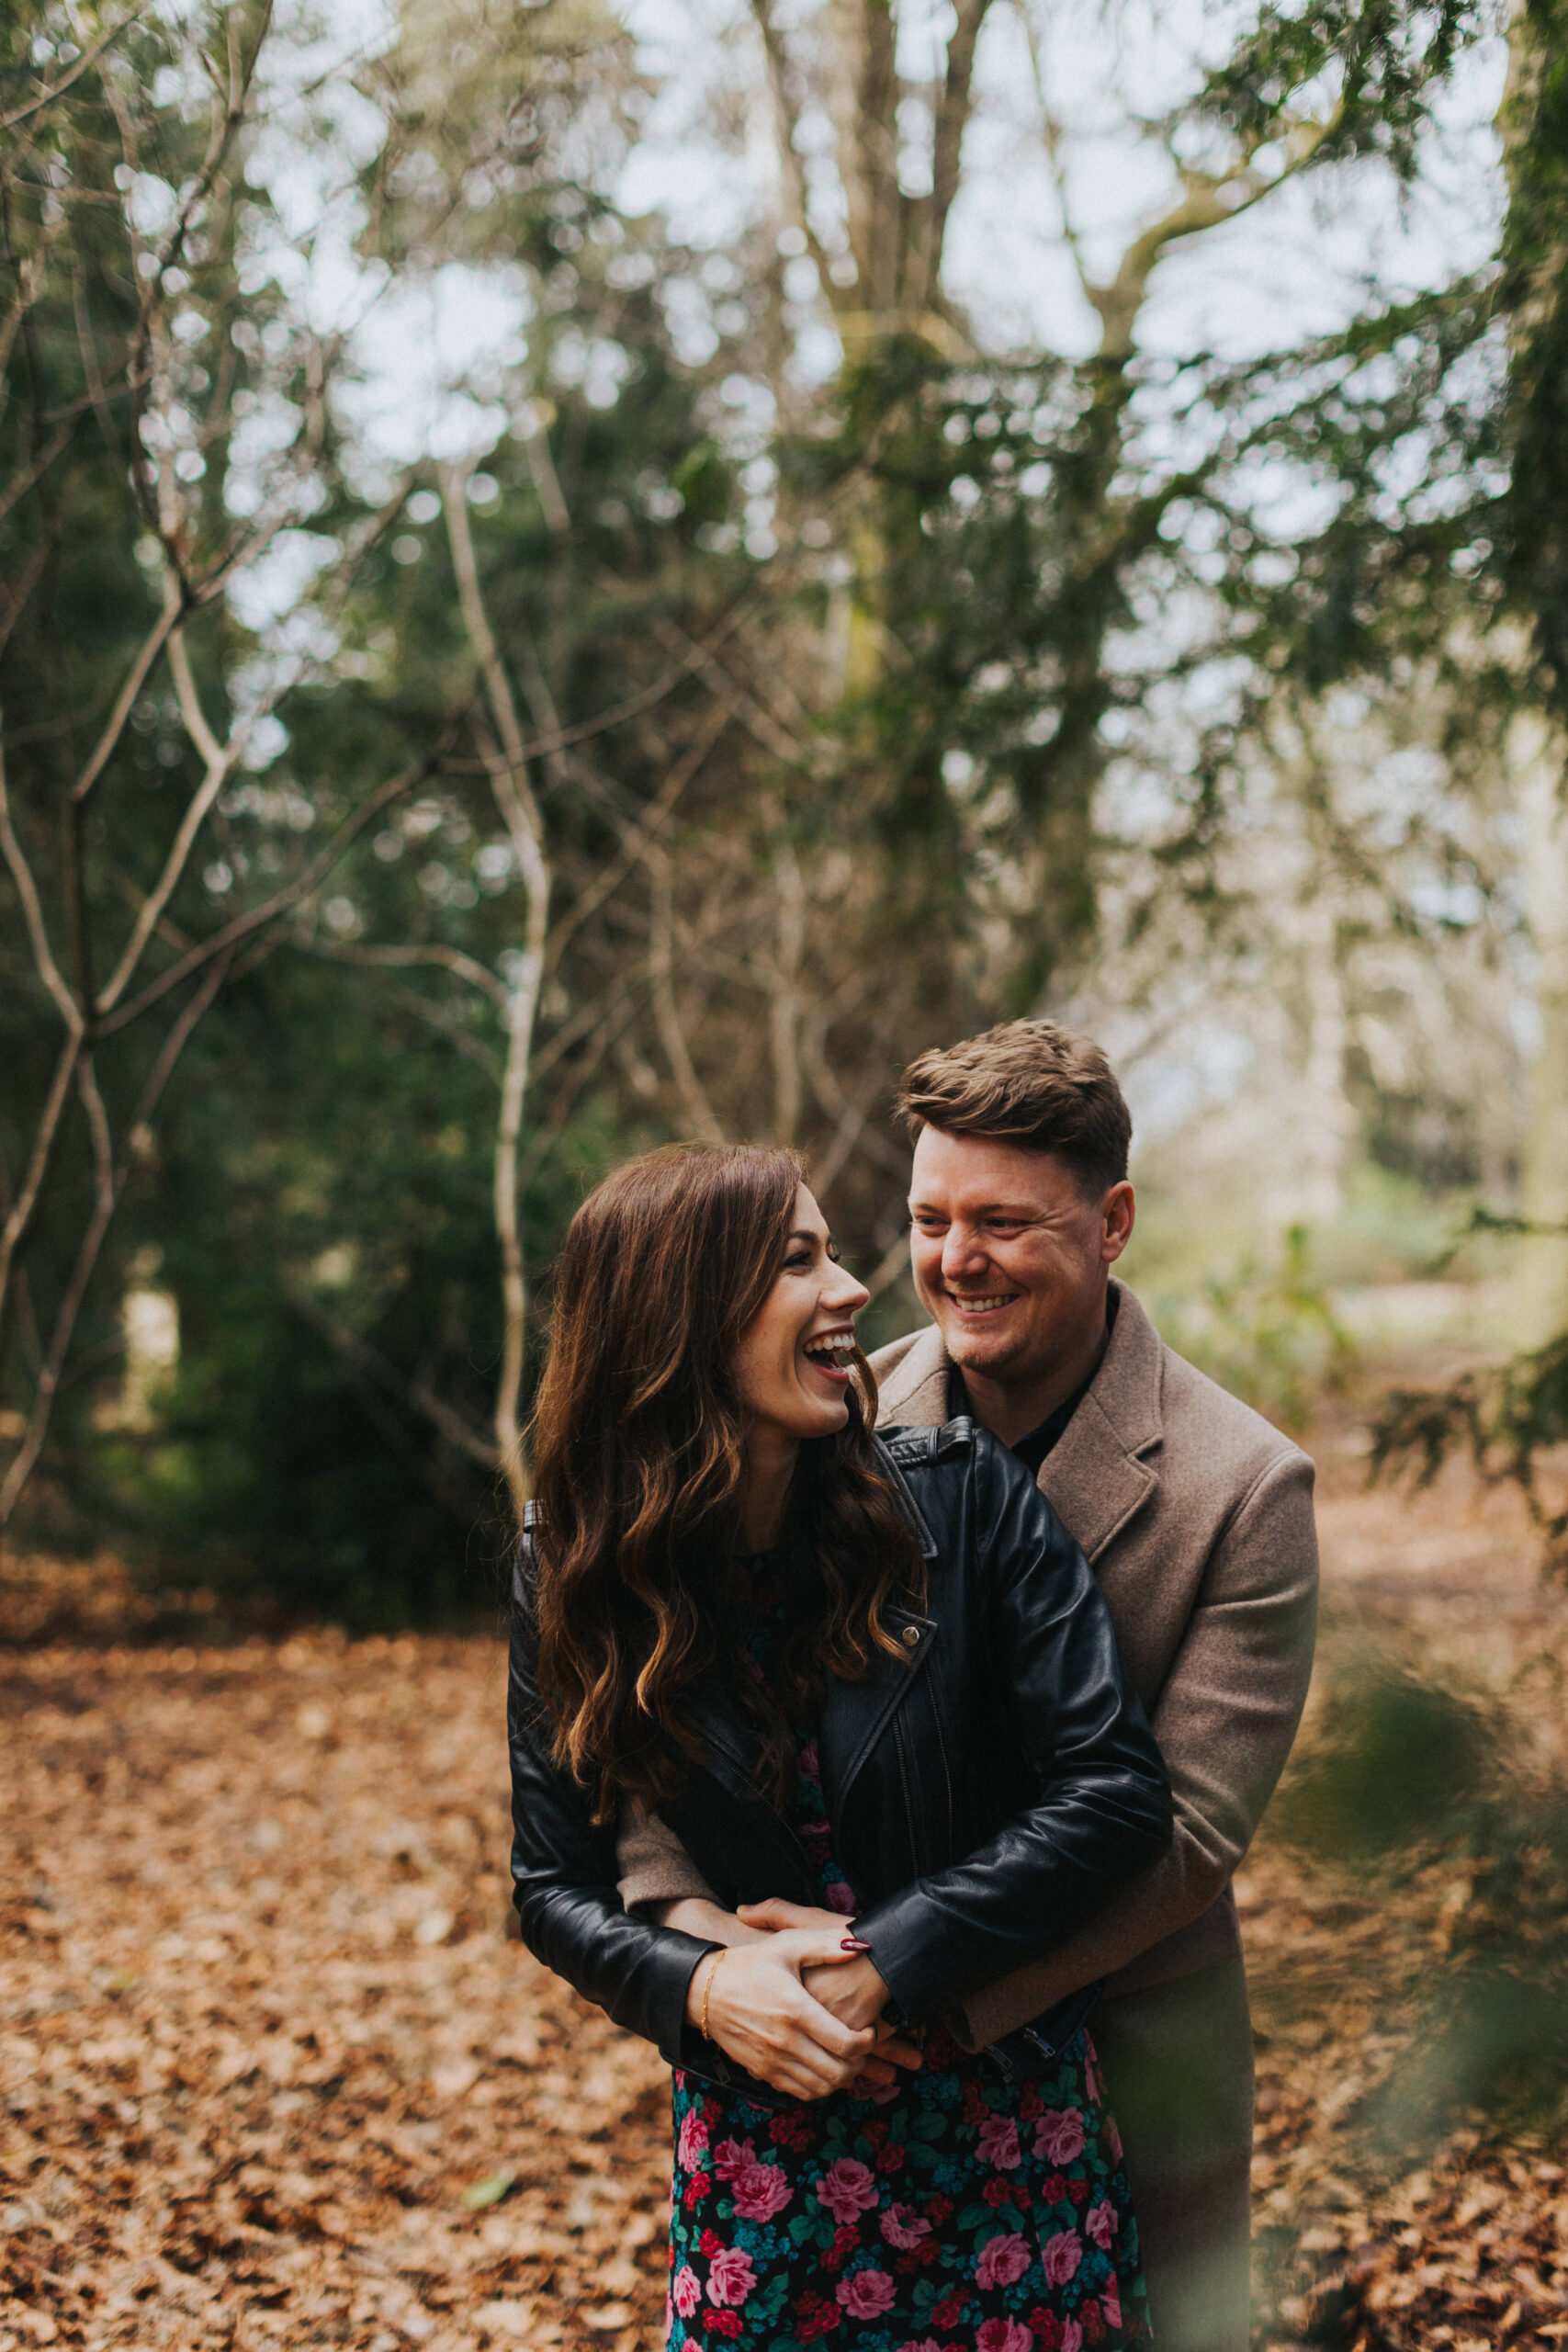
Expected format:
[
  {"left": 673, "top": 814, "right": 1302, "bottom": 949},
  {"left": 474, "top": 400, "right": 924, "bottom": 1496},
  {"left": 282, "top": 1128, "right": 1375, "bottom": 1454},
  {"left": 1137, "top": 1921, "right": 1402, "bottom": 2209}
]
[{"left": 818, "top": 1603, "right": 938, "bottom": 1825}]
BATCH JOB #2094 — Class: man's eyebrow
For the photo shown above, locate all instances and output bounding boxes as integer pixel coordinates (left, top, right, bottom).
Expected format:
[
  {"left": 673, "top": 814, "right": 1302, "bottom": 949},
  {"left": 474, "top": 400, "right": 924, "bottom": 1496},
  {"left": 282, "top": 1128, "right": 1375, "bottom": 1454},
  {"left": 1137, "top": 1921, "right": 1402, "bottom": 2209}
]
[
  {"left": 908, "top": 1199, "right": 1040, "bottom": 1216},
  {"left": 907, "top": 1204, "right": 1043, "bottom": 1223}
]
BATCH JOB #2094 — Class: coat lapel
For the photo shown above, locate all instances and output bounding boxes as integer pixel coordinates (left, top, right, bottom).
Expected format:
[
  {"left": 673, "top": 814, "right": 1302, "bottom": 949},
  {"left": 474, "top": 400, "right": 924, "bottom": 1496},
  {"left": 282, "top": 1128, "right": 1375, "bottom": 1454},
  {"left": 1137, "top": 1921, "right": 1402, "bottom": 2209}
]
[{"left": 1037, "top": 1285, "right": 1164, "bottom": 1563}]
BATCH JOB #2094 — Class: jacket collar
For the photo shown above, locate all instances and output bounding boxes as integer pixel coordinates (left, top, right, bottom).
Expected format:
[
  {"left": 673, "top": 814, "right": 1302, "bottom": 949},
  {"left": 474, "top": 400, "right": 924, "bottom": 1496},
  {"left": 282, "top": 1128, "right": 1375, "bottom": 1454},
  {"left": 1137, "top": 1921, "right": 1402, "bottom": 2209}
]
[{"left": 874, "top": 1279, "right": 1163, "bottom": 1564}]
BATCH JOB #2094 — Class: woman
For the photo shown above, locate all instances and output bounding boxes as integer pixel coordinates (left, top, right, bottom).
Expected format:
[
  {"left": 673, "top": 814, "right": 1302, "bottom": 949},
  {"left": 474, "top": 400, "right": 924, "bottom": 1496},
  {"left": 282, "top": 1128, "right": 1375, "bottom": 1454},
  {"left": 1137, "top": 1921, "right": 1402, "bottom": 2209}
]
[{"left": 509, "top": 1145, "right": 1172, "bottom": 2349}]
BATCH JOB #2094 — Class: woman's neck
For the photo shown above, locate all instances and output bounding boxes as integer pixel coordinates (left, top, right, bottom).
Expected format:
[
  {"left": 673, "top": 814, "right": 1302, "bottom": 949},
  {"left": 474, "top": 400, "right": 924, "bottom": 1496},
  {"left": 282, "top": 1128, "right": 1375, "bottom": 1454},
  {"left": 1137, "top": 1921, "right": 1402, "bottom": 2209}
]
[{"left": 739, "top": 1423, "right": 798, "bottom": 1555}]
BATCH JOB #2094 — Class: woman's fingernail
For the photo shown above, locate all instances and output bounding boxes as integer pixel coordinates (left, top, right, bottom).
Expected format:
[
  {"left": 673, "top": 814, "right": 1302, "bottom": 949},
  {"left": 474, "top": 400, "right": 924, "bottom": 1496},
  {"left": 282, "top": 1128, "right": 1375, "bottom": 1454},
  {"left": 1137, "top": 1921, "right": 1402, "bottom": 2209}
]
[{"left": 840, "top": 1937, "right": 871, "bottom": 1952}]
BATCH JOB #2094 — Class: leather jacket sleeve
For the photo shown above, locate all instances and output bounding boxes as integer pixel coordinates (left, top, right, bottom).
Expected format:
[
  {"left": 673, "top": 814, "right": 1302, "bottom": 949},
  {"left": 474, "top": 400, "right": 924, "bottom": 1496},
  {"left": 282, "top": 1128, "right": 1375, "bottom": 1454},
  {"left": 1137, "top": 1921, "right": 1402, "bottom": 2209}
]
[
  {"left": 507, "top": 1541, "right": 716, "bottom": 2069},
  {"left": 852, "top": 1435, "right": 1173, "bottom": 2026}
]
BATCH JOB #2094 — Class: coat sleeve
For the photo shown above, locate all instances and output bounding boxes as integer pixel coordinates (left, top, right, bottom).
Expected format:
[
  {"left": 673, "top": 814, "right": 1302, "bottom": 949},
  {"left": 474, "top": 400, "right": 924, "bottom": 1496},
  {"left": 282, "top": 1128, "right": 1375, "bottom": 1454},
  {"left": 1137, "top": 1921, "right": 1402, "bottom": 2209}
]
[
  {"left": 616, "top": 1793, "right": 720, "bottom": 1914},
  {"left": 851, "top": 1440, "right": 1174, "bottom": 2027},
  {"left": 949, "top": 1446, "right": 1318, "bottom": 2050},
  {"left": 508, "top": 1544, "right": 715, "bottom": 2067}
]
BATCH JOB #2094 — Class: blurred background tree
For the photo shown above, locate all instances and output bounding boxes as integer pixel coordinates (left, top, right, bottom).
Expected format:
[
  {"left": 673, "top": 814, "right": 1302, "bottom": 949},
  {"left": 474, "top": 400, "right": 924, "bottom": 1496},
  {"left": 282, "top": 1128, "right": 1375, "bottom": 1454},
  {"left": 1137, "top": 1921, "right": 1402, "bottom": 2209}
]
[{"left": 2, "top": 0, "right": 1557, "bottom": 1631}]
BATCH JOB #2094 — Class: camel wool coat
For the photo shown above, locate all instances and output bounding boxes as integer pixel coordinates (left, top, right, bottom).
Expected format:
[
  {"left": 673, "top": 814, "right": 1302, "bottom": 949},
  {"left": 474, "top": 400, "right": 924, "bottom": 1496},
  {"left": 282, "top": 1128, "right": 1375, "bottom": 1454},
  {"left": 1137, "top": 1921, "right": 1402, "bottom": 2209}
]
[{"left": 614, "top": 1279, "right": 1318, "bottom": 2051}]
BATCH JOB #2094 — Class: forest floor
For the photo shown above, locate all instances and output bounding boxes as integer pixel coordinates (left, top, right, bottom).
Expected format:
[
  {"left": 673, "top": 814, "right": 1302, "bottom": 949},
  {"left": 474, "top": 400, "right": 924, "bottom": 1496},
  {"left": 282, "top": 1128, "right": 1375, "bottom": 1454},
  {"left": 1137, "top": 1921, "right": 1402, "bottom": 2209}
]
[{"left": 5, "top": 1400, "right": 1568, "bottom": 2351}]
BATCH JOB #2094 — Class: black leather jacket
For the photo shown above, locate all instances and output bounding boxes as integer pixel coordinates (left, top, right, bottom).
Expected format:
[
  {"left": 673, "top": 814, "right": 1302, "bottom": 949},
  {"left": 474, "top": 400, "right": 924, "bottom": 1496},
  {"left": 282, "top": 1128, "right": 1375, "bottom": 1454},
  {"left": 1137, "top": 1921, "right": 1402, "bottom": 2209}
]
[{"left": 508, "top": 1419, "right": 1172, "bottom": 2098}]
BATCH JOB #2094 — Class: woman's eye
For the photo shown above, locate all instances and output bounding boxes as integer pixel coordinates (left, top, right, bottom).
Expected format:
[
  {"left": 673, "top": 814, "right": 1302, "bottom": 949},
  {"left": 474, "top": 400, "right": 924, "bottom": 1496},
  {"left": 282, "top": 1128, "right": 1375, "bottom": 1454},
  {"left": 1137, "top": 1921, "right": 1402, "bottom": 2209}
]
[{"left": 784, "top": 1251, "right": 812, "bottom": 1272}]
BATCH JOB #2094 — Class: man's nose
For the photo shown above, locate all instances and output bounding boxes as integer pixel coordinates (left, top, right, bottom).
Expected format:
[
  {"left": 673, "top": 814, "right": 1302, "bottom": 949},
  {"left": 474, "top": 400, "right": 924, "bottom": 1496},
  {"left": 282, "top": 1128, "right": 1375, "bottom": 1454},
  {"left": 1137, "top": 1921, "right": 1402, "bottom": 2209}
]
[{"left": 940, "top": 1223, "right": 988, "bottom": 1281}]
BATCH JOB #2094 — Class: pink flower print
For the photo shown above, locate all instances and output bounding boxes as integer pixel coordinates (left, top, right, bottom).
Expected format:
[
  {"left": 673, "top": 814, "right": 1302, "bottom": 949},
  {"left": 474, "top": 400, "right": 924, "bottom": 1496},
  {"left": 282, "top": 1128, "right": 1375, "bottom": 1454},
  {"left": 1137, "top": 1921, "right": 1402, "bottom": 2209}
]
[
  {"left": 712, "top": 2136, "right": 756, "bottom": 2180},
  {"left": 800, "top": 1739, "right": 820, "bottom": 1780},
  {"left": 856, "top": 2069, "right": 902, "bottom": 2106},
  {"left": 705, "top": 2247, "right": 757, "bottom": 2308},
  {"left": 977, "top": 2322, "right": 1035, "bottom": 2352},
  {"left": 1083, "top": 2034, "right": 1101, "bottom": 2100},
  {"left": 823, "top": 1879, "right": 857, "bottom": 1915},
  {"left": 1107, "top": 2117, "right": 1122, "bottom": 2164},
  {"left": 836, "top": 2268, "right": 897, "bottom": 2319},
  {"left": 815, "top": 2156, "right": 879, "bottom": 2226},
  {"left": 1042, "top": 2230, "right": 1083, "bottom": 2287},
  {"left": 976, "top": 2230, "right": 1032, "bottom": 2290},
  {"left": 1061, "top": 2326, "right": 1083, "bottom": 2352},
  {"left": 673, "top": 2265, "right": 702, "bottom": 2318},
  {"left": 1084, "top": 2199, "right": 1117, "bottom": 2251},
  {"left": 977, "top": 2114, "right": 1022, "bottom": 2170},
  {"left": 1034, "top": 2109, "right": 1087, "bottom": 2166},
  {"left": 1101, "top": 2274, "right": 1122, "bottom": 2329},
  {"left": 732, "top": 2158, "right": 793, "bottom": 2222},
  {"left": 677, "top": 2109, "right": 710, "bottom": 2170},
  {"left": 880, "top": 2202, "right": 931, "bottom": 2250}
]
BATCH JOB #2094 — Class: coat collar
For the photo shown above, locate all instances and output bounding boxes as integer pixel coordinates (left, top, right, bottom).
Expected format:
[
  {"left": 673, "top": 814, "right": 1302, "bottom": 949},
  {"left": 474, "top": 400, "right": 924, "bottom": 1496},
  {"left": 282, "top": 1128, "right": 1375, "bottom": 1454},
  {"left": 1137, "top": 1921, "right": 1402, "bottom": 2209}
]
[{"left": 873, "top": 1279, "right": 1164, "bottom": 1564}]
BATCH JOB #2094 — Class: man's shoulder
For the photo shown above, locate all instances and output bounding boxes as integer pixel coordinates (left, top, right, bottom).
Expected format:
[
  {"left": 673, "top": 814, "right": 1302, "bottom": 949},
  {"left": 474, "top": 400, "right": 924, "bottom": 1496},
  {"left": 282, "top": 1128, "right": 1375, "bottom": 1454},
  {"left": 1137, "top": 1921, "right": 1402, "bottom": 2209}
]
[
  {"left": 868, "top": 1324, "right": 950, "bottom": 1427},
  {"left": 867, "top": 1328, "right": 930, "bottom": 1383}
]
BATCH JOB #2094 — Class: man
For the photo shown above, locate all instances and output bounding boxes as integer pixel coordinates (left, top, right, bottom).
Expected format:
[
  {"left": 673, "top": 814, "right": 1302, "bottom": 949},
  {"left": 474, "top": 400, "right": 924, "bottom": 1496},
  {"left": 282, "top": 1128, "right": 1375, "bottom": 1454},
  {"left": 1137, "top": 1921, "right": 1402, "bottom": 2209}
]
[{"left": 618, "top": 1019, "right": 1319, "bottom": 2352}]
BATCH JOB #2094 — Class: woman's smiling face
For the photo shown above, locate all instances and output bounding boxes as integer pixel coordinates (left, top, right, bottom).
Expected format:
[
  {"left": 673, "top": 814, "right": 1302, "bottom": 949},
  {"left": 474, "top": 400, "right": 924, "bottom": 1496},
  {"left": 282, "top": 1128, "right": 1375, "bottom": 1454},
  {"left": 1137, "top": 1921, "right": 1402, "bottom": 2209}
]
[{"left": 732, "top": 1183, "right": 871, "bottom": 1444}]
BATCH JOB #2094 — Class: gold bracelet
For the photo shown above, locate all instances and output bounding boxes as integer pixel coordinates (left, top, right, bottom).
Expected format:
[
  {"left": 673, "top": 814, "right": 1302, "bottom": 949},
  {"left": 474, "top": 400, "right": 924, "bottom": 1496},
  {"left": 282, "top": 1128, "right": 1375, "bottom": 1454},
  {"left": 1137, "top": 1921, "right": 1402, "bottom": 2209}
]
[{"left": 699, "top": 1948, "right": 725, "bottom": 2041}]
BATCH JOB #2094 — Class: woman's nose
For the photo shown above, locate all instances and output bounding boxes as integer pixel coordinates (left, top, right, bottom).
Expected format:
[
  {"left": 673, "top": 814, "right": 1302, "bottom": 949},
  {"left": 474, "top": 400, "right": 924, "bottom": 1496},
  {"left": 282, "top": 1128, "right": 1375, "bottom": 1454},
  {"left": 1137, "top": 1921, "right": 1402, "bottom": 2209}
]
[{"left": 829, "top": 1263, "right": 871, "bottom": 1315}]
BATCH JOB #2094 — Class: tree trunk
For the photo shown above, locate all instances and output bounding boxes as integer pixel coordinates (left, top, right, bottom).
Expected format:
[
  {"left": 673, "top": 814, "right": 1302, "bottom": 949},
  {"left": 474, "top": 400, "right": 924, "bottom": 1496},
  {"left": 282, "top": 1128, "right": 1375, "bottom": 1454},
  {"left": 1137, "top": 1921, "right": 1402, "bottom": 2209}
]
[{"left": 1511, "top": 707, "right": 1568, "bottom": 1341}]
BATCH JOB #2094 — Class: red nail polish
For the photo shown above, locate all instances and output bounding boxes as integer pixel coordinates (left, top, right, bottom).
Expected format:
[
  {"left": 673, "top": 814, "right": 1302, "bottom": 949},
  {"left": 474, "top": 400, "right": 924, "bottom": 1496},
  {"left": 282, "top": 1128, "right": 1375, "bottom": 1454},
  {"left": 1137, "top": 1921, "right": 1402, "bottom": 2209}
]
[{"left": 840, "top": 1937, "right": 871, "bottom": 1952}]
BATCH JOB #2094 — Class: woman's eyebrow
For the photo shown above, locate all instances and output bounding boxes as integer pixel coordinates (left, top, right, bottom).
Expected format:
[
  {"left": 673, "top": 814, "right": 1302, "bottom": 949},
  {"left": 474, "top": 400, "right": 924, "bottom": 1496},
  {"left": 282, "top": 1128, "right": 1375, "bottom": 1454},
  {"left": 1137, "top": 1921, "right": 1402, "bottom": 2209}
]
[{"left": 787, "top": 1227, "right": 822, "bottom": 1244}]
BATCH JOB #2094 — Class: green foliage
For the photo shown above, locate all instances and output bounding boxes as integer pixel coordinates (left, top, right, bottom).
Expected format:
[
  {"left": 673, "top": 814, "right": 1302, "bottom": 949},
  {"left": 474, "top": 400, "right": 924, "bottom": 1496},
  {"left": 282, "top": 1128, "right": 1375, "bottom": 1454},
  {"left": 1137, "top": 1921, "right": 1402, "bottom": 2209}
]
[
  {"left": 1148, "top": 1227, "right": 1356, "bottom": 1432},
  {"left": 1498, "top": 0, "right": 1568, "bottom": 709},
  {"left": 1372, "top": 1322, "right": 1568, "bottom": 1574},
  {"left": 1270, "top": 1658, "right": 1494, "bottom": 1861},
  {"left": 1199, "top": 0, "right": 1484, "bottom": 177},
  {"left": 1273, "top": 1644, "right": 1568, "bottom": 2136}
]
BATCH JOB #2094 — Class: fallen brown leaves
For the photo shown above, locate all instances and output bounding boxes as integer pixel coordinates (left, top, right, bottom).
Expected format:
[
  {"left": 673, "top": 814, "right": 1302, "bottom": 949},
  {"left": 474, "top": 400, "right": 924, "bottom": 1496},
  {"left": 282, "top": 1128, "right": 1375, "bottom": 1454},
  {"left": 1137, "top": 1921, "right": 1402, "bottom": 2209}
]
[
  {"left": 2, "top": 1630, "right": 671, "bottom": 2350},
  {"left": 4, "top": 1431, "right": 1568, "bottom": 2351}
]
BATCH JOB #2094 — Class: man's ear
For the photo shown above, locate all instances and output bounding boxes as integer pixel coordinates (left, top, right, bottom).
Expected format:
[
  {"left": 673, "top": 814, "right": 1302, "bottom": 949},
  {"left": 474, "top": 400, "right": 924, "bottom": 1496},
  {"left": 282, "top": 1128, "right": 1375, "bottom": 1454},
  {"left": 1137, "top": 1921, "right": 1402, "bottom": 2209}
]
[{"left": 1101, "top": 1182, "right": 1134, "bottom": 1263}]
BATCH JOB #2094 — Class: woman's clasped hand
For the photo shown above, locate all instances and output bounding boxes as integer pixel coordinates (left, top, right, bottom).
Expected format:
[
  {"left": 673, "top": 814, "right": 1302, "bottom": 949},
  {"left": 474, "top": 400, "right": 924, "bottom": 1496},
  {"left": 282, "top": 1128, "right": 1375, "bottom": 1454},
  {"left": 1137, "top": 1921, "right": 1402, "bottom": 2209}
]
[{"left": 682, "top": 1923, "right": 921, "bottom": 2103}]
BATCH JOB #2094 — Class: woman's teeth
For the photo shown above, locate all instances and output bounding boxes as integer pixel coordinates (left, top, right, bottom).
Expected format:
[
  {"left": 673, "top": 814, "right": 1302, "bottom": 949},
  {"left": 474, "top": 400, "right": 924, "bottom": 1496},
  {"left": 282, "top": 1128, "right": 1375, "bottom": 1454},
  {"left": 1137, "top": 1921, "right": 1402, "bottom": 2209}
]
[{"left": 805, "top": 1337, "right": 856, "bottom": 1366}]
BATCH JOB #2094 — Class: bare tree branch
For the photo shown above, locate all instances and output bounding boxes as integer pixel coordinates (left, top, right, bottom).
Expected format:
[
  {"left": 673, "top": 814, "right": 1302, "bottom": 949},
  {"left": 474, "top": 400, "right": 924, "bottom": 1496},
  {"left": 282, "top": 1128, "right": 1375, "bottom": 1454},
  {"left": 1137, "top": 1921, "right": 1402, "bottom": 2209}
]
[
  {"left": 648, "top": 846, "right": 726, "bottom": 1143},
  {"left": 767, "top": 839, "right": 806, "bottom": 1143},
  {"left": 0, "top": 730, "right": 84, "bottom": 1032},
  {"left": 284, "top": 1284, "right": 501, "bottom": 1471},
  {"left": 441, "top": 460, "right": 550, "bottom": 1521},
  {"left": 0, "top": 12, "right": 141, "bottom": 133},
  {"left": 93, "top": 628, "right": 242, "bottom": 1012},
  {"left": 94, "top": 753, "right": 439, "bottom": 1039},
  {"left": 748, "top": 0, "right": 836, "bottom": 285},
  {"left": 546, "top": 696, "right": 732, "bottom": 972},
  {"left": 919, "top": 0, "right": 996, "bottom": 310},
  {"left": 69, "top": 574, "right": 182, "bottom": 808},
  {"left": 0, "top": 950, "right": 234, "bottom": 1529},
  {"left": 292, "top": 938, "right": 510, "bottom": 1007}
]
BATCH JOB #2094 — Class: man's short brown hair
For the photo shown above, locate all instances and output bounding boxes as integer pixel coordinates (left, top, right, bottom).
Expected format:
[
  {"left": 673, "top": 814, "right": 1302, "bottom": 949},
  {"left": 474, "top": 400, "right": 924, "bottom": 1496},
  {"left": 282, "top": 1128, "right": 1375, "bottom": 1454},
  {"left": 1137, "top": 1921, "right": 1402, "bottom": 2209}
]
[{"left": 897, "top": 1019, "right": 1132, "bottom": 1197}]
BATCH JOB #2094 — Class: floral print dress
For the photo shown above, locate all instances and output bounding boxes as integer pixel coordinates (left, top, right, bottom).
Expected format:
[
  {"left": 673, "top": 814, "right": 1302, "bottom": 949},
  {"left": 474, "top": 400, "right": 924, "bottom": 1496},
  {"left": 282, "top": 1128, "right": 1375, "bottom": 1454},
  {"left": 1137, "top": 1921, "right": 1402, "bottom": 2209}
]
[{"left": 665, "top": 1574, "right": 1151, "bottom": 2352}]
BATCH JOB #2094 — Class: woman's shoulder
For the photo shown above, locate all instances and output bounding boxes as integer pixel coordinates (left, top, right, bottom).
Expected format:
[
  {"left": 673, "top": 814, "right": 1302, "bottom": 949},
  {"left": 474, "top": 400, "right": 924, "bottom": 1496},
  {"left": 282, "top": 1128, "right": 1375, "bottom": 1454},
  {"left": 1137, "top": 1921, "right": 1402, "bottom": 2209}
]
[{"left": 874, "top": 1417, "right": 1057, "bottom": 1551}]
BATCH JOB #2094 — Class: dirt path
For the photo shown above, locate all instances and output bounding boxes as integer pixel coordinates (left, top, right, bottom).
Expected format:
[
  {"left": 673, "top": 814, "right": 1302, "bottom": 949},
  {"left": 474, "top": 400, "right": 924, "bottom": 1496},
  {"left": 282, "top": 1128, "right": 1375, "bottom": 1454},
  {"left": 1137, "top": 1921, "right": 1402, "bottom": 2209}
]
[{"left": 3, "top": 1439, "right": 1568, "bottom": 2350}]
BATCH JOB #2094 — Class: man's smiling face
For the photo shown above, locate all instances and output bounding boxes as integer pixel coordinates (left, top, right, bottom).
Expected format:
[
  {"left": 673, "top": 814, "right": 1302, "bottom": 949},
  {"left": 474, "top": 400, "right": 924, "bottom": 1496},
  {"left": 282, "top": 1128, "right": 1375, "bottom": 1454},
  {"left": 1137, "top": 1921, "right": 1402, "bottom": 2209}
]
[{"left": 908, "top": 1125, "right": 1134, "bottom": 1395}]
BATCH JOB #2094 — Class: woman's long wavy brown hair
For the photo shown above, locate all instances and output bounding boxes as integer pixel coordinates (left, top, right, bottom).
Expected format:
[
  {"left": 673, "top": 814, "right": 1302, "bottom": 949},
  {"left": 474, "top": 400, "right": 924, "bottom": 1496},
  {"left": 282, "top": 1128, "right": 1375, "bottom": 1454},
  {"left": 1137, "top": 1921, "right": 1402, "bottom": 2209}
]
[{"left": 528, "top": 1144, "right": 925, "bottom": 1822}]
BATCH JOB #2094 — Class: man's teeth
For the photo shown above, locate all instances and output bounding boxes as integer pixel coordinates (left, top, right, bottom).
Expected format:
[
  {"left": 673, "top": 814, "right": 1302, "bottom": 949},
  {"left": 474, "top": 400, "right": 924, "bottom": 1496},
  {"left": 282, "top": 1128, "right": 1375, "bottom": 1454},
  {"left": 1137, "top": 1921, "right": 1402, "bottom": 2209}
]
[{"left": 949, "top": 1295, "right": 1015, "bottom": 1312}]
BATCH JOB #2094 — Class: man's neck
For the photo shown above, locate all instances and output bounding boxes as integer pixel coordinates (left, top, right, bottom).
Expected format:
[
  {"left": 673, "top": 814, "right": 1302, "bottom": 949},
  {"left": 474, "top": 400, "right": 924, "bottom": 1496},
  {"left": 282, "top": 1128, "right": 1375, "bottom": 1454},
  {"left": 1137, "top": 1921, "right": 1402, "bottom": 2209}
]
[{"left": 955, "top": 1284, "right": 1114, "bottom": 1449}]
